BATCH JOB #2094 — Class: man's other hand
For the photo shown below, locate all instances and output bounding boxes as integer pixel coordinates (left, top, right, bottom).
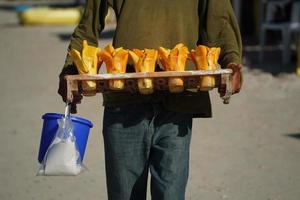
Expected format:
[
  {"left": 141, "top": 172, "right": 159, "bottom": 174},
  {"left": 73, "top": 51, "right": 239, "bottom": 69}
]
[
  {"left": 219, "top": 63, "right": 242, "bottom": 97},
  {"left": 58, "top": 76, "right": 82, "bottom": 114}
]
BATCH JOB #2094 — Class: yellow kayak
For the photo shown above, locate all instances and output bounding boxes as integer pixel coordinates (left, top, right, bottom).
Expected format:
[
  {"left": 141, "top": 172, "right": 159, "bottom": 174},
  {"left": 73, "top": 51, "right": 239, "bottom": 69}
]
[
  {"left": 297, "top": 38, "right": 300, "bottom": 76},
  {"left": 296, "top": 66, "right": 300, "bottom": 76},
  {"left": 19, "top": 7, "right": 81, "bottom": 26}
]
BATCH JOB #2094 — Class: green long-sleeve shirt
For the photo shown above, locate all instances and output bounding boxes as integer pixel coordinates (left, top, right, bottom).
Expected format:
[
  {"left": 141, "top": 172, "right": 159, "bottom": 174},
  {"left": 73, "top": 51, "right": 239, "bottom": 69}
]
[{"left": 61, "top": 0, "right": 242, "bottom": 118}]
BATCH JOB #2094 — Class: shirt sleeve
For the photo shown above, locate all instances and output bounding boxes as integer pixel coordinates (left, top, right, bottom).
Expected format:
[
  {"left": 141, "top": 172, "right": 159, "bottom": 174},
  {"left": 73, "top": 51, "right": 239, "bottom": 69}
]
[
  {"left": 198, "top": 0, "right": 242, "bottom": 68},
  {"left": 60, "top": 0, "right": 108, "bottom": 78}
]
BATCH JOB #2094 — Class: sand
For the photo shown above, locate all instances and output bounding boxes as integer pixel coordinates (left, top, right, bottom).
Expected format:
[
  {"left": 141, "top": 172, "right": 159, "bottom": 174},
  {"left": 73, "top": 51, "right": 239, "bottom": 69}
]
[{"left": 0, "top": 9, "right": 300, "bottom": 200}]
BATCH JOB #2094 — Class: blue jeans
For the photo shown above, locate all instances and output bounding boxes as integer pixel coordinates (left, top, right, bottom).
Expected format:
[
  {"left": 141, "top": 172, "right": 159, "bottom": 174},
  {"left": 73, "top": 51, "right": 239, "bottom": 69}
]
[{"left": 102, "top": 103, "right": 193, "bottom": 200}]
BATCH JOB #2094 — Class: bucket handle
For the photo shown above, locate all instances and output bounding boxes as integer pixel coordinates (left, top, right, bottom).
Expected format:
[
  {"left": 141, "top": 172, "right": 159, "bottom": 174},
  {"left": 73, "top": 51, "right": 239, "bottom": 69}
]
[{"left": 64, "top": 103, "right": 71, "bottom": 119}]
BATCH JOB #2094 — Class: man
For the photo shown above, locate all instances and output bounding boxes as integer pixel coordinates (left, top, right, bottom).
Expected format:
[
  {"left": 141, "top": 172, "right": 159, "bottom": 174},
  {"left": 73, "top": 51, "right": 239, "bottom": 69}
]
[{"left": 58, "top": 0, "right": 242, "bottom": 199}]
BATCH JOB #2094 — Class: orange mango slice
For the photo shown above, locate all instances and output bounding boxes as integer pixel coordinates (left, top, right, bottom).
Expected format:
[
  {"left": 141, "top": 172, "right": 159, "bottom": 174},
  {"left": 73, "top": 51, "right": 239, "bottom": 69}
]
[
  {"left": 98, "top": 44, "right": 128, "bottom": 90},
  {"left": 129, "top": 49, "right": 158, "bottom": 95},
  {"left": 158, "top": 43, "right": 189, "bottom": 93}
]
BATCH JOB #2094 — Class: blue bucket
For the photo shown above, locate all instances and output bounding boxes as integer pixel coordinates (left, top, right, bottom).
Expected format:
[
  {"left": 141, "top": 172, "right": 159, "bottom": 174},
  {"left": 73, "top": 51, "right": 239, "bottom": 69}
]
[{"left": 38, "top": 113, "right": 93, "bottom": 163}]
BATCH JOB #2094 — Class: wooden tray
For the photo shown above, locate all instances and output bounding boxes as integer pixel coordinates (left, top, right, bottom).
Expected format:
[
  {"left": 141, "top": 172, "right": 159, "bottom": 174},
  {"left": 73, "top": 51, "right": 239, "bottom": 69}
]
[{"left": 65, "top": 69, "right": 233, "bottom": 104}]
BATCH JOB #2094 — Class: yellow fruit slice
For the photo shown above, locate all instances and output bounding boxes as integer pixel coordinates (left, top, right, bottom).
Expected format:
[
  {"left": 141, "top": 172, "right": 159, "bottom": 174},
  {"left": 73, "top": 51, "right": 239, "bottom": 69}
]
[
  {"left": 69, "top": 40, "right": 101, "bottom": 96},
  {"left": 129, "top": 49, "right": 158, "bottom": 95},
  {"left": 158, "top": 44, "right": 189, "bottom": 93},
  {"left": 82, "top": 40, "right": 99, "bottom": 74},
  {"left": 69, "top": 49, "right": 88, "bottom": 74},
  {"left": 98, "top": 45, "right": 129, "bottom": 90},
  {"left": 190, "top": 45, "right": 221, "bottom": 91},
  {"left": 158, "top": 47, "right": 170, "bottom": 70}
]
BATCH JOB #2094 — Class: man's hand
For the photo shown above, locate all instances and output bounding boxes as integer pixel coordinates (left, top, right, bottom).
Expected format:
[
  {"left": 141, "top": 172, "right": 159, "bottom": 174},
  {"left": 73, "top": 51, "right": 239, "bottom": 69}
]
[
  {"left": 58, "top": 76, "right": 82, "bottom": 114},
  {"left": 219, "top": 63, "right": 242, "bottom": 97}
]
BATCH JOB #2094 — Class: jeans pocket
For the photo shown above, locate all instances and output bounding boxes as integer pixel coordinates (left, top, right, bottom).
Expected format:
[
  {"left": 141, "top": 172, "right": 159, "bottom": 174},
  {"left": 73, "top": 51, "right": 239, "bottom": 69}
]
[
  {"left": 103, "top": 106, "right": 126, "bottom": 131},
  {"left": 103, "top": 104, "right": 149, "bottom": 131}
]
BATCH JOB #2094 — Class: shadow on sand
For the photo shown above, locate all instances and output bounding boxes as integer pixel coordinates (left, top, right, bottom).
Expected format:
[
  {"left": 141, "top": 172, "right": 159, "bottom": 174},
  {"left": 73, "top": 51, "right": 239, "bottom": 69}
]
[{"left": 285, "top": 133, "right": 300, "bottom": 140}]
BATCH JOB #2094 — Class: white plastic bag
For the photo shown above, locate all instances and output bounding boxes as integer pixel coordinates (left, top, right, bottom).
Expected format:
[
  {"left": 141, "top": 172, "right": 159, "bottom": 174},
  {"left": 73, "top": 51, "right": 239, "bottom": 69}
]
[{"left": 38, "top": 105, "right": 83, "bottom": 176}]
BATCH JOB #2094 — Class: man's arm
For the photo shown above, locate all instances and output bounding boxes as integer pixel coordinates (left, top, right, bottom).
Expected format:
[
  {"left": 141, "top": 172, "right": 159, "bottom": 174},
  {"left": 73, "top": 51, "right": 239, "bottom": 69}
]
[
  {"left": 198, "top": 0, "right": 242, "bottom": 95},
  {"left": 58, "top": 0, "right": 108, "bottom": 112}
]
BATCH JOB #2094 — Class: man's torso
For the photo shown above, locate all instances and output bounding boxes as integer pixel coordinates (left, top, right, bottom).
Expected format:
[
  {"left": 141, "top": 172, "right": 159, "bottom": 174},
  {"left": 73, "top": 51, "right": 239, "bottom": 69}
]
[{"left": 109, "top": 0, "right": 200, "bottom": 50}]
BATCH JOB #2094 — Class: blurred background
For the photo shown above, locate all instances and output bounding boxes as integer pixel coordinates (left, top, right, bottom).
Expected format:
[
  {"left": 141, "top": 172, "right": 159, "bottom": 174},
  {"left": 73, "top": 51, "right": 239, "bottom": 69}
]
[{"left": 0, "top": 0, "right": 299, "bottom": 200}]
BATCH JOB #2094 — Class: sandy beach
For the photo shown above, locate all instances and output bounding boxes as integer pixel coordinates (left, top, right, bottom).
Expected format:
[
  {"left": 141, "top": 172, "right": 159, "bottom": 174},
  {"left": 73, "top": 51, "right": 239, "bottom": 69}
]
[{"left": 0, "top": 9, "right": 300, "bottom": 200}]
